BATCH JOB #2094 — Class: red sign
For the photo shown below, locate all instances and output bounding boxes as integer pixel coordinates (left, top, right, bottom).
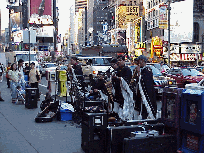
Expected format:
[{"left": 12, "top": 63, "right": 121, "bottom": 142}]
[{"left": 30, "top": 0, "right": 52, "bottom": 17}]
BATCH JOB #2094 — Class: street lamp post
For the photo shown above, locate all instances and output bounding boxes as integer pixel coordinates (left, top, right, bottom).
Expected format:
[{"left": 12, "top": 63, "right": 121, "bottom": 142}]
[{"left": 167, "top": 0, "right": 171, "bottom": 67}]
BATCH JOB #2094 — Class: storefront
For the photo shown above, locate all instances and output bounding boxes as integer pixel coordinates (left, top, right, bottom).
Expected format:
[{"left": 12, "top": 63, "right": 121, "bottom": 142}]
[{"left": 151, "top": 36, "right": 163, "bottom": 62}]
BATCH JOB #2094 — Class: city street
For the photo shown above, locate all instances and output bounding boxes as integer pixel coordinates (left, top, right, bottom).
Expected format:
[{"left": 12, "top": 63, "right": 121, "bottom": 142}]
[
  {"left": 0, "top": 75, "right": 84, "bottom": 153},
  {"left": 0, "top": 74, "right": 163, "bottom": 153}
]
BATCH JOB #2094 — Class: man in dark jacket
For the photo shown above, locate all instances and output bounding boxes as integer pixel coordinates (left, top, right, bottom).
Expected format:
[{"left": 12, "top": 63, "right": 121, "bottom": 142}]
[
  {"left": 68, "top": 57, "right": 84, "bottom": 87},
  {"left": 112, "top": 55, "right": 132, "bottom": 108},
  {"left": 135, "top": 55, "right": 157, "bottom": 119}
]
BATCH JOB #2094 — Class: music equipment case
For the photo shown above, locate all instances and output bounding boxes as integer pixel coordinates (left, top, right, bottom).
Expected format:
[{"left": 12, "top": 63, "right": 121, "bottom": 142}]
[
  {"left": 123, "top": 134, "right": 177, "bottom": 153},
  {"left": 106, "top": 123, "right": 165, "bottom": 153}
]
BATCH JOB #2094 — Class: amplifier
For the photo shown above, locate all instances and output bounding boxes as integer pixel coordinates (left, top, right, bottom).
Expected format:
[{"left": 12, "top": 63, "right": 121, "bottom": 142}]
[
  {"left": 123, "top": 135, "right": 177, "bottom": 153},
  {"left": 81, "top": 123, "right": 106, "bottom": 153},
  {"left": 25, "top": 88, "right": 38, "bottom": 109},
  {"left": 82, "top": 113, "right": 107, "bottom": 129}
]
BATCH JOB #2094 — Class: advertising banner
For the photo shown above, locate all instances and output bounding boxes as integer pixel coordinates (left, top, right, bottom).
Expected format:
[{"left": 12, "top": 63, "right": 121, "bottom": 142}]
[
  {"left": 159, "top": 5, "right": 167, "bottom": 29},
  {"left": 30, "top": 0, "right": 52, "bottom": 18},
  {"left": 164, "top": 0, "right": 193, "bottom": 43},
  {"left": 117, "top": 6, "right": 139, "bottom": 29}
]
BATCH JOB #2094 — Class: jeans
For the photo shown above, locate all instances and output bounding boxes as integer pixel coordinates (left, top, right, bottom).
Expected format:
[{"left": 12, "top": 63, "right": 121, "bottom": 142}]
[{"left": 11, "top": 81, "right": 20, "bottom": 99}]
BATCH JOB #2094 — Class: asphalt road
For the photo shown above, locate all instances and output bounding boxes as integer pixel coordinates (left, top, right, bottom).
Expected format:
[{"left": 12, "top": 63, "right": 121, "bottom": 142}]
[{"left": 0, "top": 75, "right": 84, "bottom": 153}]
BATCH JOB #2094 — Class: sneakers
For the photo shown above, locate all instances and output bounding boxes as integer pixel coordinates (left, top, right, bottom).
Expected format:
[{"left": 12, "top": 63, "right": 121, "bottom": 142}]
[{"left": 0, "top": 97, "right": 4, "bottom": 101}]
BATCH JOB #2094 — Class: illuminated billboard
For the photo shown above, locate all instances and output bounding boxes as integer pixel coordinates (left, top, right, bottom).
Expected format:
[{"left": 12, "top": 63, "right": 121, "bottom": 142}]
[
  {"left": 164, "top": 0, "right": 193, "bottom": 43},
  {"left": 30, "top": 0, "right": 53, "bottom": 18}
]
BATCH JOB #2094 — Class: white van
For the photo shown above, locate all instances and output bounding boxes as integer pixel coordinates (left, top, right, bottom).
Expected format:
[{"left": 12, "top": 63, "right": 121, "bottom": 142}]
[
  {"left": 77, "top": 56, "right": 113, "bottom": 78},
  {"left": 23, "top": 61, "right": 39, "bottom": 72}
]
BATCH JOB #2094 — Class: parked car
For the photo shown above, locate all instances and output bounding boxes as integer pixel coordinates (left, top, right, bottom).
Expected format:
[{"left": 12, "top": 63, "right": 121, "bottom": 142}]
[
  {"left": 196, "top": 66, "right": 204, "bottom": 73},
  {"left": 185, "top": 78, "right": 204, "bottom": 90},
  {"left": 147, "top": 63, "right": 170, "bottom": 73},
  {"left": 166, "top": 68, "right": 204, "bottom": 88},
  {"left": 129, "top": 65, "right": 176, "bottom": 98},
  {"left": 41, "top": 63, "right": 57, "bottom": 76}
]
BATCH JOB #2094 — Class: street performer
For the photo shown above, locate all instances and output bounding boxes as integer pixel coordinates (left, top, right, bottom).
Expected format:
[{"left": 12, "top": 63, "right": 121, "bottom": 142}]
[
  {"left": 135, "top": 55, "right": 157, "bottom": 119},
  {"left": 68, "top": 56, "right": 84, "bottom": 88},
  {"left": 112, "top": 55, "right": 132, "bottom": 108}
]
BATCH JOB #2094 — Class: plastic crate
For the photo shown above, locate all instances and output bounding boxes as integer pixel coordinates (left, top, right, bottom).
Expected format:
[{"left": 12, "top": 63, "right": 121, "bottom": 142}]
[
  {"left": 180, "top": 89, "right": 204, "bottom": 135},
  {"left": 60, "top": 109, "right": 72, "bottom": 121}
]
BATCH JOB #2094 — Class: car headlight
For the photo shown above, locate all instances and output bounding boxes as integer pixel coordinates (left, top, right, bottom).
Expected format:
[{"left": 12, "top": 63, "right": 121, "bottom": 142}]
[{"left": 169, "top": 81, "right": 173, "bottom": 85}]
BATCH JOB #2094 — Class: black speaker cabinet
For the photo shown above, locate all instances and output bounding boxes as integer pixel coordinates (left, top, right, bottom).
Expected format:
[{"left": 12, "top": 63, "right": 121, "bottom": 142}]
[
  {"left": 25, "top": 88, "right": 38, "bottom": 109},
  {"left": 81, "top": 113, "right": 108, "bottom": 153}
]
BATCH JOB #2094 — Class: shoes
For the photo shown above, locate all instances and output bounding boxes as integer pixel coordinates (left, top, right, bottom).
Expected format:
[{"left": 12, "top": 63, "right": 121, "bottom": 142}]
[
  {"left": 0, "top": 97, "right": 4, "bottom": 101},
  {"left": 12, "top": 99, "right": 16, "bottom": 103}
]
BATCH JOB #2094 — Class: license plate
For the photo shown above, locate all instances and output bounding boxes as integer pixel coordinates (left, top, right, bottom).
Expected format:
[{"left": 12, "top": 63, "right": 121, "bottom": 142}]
[{"left": 158, "top": 88, "right": 163, "bottom": 93}]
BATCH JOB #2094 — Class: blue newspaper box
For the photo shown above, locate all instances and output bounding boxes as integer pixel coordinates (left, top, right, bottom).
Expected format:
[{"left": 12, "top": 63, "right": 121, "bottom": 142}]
[
  {"left": 180, "top": 89, "right": 204, "bottom": 135},
  {"left": 180, "top": 130, "right": 204, "bottom": 153}
]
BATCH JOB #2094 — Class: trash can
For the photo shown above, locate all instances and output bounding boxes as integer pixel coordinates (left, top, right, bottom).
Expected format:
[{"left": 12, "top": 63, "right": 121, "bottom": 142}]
[{"left": 25, "top": 88, "right": 38, "bottom": 109}]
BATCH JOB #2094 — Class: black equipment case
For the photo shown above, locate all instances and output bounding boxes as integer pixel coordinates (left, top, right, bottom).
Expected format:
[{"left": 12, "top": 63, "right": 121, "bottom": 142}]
[
  {"left": 123, "top": 134, "right": 177, "bottom": 153},
  {"left": 35, "top": 100, "right": 59, "bottom": 123},
  {"left": 106, "top": 123, "right": 164, "bottom": 153}
]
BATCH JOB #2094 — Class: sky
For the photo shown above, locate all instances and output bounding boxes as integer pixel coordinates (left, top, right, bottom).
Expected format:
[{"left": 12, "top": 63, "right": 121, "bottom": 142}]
[{"left": 0, "top": 0, "right": 75, "bottom": 38}]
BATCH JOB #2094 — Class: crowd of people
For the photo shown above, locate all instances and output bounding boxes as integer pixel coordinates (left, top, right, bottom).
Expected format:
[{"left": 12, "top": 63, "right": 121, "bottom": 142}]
[
  {"left": 0, "top": 54, "right": 157, "bottom": 120},
  {"left": 68, "top": 55, "right": 157, "bottom": 120},
  {"left": 0, "top": 59, "right": 41, "bottom": 103}
]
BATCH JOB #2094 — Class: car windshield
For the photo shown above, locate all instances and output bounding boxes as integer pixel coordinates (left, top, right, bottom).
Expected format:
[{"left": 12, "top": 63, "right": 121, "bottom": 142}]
[
  {"left": 60, "top": 66, "right": 67, "bottom": 70},
  {"left": 92, "top": 58, "right": 111, "bottom": 66},
  {"left": 147, "top": 65, "right": 162, "bottom": 76},
  {"left": 187, "top": 69, "right": 203, "bottom": 76},
  {"left": 46, "top": 64, "right": 56, "bottom": 68},
  {"left": 181, "top": 69, "right": 192, "bottom": 76}
]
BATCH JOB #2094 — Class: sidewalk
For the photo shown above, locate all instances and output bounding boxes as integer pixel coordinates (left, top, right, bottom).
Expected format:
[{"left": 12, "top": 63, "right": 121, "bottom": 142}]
[{"left": 0, "top": 77, "right": 83, "bottom": 153}]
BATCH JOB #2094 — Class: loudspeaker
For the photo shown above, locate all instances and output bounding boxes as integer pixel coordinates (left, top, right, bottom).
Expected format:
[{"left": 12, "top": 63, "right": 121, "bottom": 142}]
[{"left": 25, "top": 88, "right": 38, "bottom": 109}]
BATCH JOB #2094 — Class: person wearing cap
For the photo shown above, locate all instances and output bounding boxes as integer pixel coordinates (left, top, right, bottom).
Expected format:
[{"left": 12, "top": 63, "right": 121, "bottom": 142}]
[
  {"left": 135, "top": 55, "right": 157, "bottom": 119},
  {"left": 18, "top": 59, "right": 25, "bottom": 90},
  {"left": 6, "top": 62, "right": 11, "bottom": 88},
  {"left": 29, "top": 62, "right": 41, "bottom": 99}
]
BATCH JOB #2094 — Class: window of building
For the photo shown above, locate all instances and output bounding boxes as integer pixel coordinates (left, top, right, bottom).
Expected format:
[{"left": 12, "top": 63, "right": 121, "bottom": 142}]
[{"left": 194, "top": 22, "right": 199, "bottom": 42}]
